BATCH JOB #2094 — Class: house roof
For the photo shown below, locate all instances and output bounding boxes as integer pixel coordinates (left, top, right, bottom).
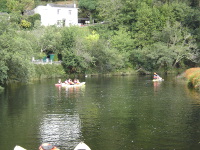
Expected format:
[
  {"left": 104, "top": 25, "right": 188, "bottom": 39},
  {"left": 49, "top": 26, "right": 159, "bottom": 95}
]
[
  {"left": 24, "top": 10, "right": 34, "bottom": 15},
  {"left": 25, "top": 3, "right": 78, "bottom": 16},
  {"left": 47, "top": 3, "right": 76, "bottom": 8}
]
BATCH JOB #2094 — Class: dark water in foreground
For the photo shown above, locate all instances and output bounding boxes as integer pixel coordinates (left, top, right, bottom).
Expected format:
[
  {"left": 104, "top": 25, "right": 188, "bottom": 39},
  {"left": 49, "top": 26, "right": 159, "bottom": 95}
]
[{"left": 0, "top": 75, "right": 200, "bottom": 150}]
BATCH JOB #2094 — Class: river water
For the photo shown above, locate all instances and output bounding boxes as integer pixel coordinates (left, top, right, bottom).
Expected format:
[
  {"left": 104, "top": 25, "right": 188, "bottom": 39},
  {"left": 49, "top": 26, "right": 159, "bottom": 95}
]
[{"left": 0, "top": 75, "right": 200, "bottom": 150}]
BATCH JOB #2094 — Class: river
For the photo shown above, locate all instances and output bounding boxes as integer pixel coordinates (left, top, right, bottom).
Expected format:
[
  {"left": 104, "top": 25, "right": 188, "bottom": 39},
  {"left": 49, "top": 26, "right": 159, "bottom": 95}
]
[{"left": 0, "top": 75, "right": 200, "bottom": 150}]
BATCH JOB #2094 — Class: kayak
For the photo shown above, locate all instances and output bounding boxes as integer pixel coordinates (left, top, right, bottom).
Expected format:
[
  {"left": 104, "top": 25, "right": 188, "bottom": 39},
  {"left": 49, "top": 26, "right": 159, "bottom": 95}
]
[
  {"left": 153, "top": 78, "right": 164, "bottom": 82},
  {"left": 74, "top": 142, "right": 91, "bottom": 150},
  {"left": 14, "top": 142, "right": 89, "bottom": 150},
  {"left": 55, "top": 82, "right": 86, "bottom": 87},
  {"left": 14, "top": 145, "right": 26, "bottom": 150}
]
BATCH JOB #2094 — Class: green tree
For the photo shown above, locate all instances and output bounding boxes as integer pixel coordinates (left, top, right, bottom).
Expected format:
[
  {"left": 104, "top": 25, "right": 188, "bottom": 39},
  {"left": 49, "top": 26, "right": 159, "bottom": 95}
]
[
  {"left": 109, "top": 27, "right": 135, "bottom": 67},
  {"left": 61, "top": 26, "right": 128, "bottom": 74},
  {"left": 60, "top": 26, "right": 80, "bottom": 52},
  {"left": 0, "top": 32, "right": 35, "bottom": 83},
  {"left": 0, "top": 0, "right": 9, "bottom": 12},
  {"left": 17, "top": 29, "right": 41, "bottom": 55},
  {"left": 131, "top": 19, "right": 198, "bottom": 71},
  {"left": 39, "top": 26, "right": 62, "bottom": 54},
  {"left": 182, "top": 7, "right": 200, "bottom": 31},
  {"left": 5, "top": 34, "right": 35, "bottom": 81},
  {"left": 144, "top": 43, "right": 175, "bottom": 70},
  {"left": 0, "top": 14, "right": 16, "bottom": 84},
  {"left": 62, "top": 49, "right": 89, "bottom": 74},
  {"left": 98, "top": 0, "right": 124, "bottom": 29},
  {"left": 0, "top": 13, "right": 11, "bottom": 35},
  {"left": 0, "top": 34, "right": 10, "bottom": 83},
  {"left": 133, "top": 2, "right": 164, "bottom": 47},
  {"left": 6, "top": 0, "right": 34, "bottom": 14},
  {"left": 78, "top": 0, "right": 99, "bottom": 23},
  {"left": 170, "top": 2, "right": 192, "bottom": 23},
  {"left": 61, "top": 27, "right": 94, "bottom": 73},
  {"left": 27, "top": 13, "right": 41, "bottom": 28},
  {"left": 145, "top": 21, "right": 197, "bottom": 71},
  {"left": 91, "top": 40, "right": 127, "bottom": 72}
]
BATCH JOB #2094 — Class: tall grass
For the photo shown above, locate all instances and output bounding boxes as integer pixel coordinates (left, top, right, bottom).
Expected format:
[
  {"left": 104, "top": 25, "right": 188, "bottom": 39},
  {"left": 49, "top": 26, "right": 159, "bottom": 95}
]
[{"left": 185, "top": 68, "right": 200, "bottom": 90}]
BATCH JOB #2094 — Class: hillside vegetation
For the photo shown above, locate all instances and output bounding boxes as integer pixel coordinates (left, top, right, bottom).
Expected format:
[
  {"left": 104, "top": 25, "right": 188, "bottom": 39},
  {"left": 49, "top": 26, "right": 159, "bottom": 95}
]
[{"left": 0, "top": 0, "right": 200, "bottom": 87}]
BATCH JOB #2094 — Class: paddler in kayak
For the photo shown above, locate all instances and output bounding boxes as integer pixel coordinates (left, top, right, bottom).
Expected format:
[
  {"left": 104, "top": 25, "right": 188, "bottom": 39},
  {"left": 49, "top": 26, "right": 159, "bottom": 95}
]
[
  {"left": 74, "top": 78, "right": 80, "bottom": 84},
  {"left": 153, "top": 72, "right": 162, "bottom": 80},
  {"left": 39, "top": 143, "right": 60, "bottom": 150},
  {"left": 67, "top": 78, "right": 74, "bottom": 85}
]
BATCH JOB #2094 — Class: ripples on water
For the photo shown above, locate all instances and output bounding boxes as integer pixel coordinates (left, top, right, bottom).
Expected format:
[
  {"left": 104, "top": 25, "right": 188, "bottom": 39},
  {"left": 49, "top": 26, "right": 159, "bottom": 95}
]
[
  {"left": 39, "top": 114, "right": 81, "bottom": 149},
  {"left": 0, "top": 75, "right": 200, "bottom": 150}
]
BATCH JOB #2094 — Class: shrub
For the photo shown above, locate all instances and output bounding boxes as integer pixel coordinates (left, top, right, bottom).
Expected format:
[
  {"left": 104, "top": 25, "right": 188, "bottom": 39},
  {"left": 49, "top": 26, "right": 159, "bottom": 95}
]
[{"left": 185, "top": 68, "right": 200, "bottom": 90}]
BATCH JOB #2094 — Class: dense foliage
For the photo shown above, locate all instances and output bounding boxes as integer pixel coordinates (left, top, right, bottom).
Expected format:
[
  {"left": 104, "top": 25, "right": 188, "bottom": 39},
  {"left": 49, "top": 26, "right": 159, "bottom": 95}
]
[{"left": 0, "top": 0, "right": 200, "bottom": 86}]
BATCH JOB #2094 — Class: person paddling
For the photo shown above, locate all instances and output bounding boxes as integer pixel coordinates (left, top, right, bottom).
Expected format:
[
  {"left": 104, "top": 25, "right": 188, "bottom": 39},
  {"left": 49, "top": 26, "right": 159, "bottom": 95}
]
[
  {"left": 153, "top": 72, "right": 162, "bottom": 80},
  {"left": 67, "top": 78, "right": 74, "bottom": 85},
  {"left": 74, "top": 78, "right": 80, "bottom": 84}
]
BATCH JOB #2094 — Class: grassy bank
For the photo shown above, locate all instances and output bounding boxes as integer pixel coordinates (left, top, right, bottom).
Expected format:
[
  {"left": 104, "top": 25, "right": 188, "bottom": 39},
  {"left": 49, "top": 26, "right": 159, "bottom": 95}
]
[
  {"left": 184, "top": 68, "right": 200, "bottom": 91},
  {"left": 32, "top": 64, "right": 66, "bottom": 80}
]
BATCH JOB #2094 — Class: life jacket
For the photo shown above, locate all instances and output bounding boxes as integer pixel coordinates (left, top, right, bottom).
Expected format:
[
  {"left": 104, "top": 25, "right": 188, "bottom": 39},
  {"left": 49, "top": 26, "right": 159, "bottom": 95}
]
[
  {"left": 154, "top": 75, "right": 158, "bottom": 79},
  {"left": 39, "top": 143, "right": 60, "bottom": 150}
]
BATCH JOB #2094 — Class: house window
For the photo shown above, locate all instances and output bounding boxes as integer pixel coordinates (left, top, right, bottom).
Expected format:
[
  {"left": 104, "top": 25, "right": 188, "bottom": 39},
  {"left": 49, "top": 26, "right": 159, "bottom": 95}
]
[
  {"left": 68, "top": 10, "right": 72, "bottom": 15},
  {"left": 57, "top": 9, "right": 61, "bottom": 14}
]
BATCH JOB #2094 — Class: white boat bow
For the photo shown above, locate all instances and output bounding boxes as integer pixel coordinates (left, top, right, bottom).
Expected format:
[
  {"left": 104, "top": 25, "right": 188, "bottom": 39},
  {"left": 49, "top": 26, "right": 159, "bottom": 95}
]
[{"left": 74, "top": 142, "right": 91, "bottom": 150}]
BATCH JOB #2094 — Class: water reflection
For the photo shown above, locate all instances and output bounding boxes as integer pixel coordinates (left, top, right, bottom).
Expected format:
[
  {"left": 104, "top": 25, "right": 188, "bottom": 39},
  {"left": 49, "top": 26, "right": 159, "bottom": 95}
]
[
  {"left": 65, "top": 86, "right": 85, "bottom": 98},
  {"left": 185, "top": 86, "right": 200, "bottom": 104},
  {"left": 55, "top": 85, "right": 85, "bottom": 99},
  {"left": 39, "top": 114, "right": 81, "bottom": 149},
  {"left": 153, "top": 81, "right": 162, "bottom": 93},
  {"left": 1, "top": 76, "right": 200, "bottom": 150}
]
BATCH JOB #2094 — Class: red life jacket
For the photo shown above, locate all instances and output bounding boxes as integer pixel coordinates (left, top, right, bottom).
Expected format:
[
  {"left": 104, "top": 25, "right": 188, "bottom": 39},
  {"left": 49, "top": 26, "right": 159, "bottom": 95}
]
[{"left": 39, "top": 143, "right": 60, "bottom": 150}]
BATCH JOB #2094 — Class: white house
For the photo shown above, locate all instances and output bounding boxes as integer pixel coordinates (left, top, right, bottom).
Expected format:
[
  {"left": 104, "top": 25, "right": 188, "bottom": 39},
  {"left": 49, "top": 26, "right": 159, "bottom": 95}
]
[{"left": 34, "top": 3, "right": 78, "bottom": 27}]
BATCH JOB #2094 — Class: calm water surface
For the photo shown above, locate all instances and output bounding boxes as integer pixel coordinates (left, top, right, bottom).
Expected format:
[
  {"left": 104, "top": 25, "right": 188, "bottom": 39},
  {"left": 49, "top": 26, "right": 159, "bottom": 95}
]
[{"left": 0, "top": 75, "right": 200, "bottom": 150}]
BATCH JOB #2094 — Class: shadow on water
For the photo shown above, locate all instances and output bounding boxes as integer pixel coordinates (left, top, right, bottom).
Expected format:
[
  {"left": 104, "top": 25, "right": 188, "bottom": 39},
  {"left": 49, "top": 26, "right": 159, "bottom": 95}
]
[{"left": 1, "top": 75, "right": 200, "bottom": 150}]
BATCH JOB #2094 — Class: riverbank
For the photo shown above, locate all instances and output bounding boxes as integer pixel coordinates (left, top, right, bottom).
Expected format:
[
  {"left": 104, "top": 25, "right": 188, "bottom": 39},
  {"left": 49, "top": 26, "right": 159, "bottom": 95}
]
[
  {"left": 33, "top": 64, "right": 66, "bottom": 80},
  {"left": 184, "top": 68, "right": 200, "bottom": 91}
]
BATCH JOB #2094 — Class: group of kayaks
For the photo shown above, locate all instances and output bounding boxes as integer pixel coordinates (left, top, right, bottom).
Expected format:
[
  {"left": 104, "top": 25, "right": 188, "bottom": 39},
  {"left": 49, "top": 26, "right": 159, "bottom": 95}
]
[
  {"left": 14, "top": 142, "right": 91, "bottom": 150},
  {"left": 55, "top": 82, "right": 86, "bottom": 88},
  {"left": 54, "top": 78, "right": 162, "bottom": 88},
  {"left": 54, "top": 73, "right": 163, "bottom": 88}
]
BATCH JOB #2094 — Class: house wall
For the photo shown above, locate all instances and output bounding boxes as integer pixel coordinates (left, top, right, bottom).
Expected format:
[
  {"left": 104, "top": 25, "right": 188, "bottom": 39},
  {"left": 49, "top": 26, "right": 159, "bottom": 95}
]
[{"left": 34, "top": 4, "right": 78, "bottom": 27}]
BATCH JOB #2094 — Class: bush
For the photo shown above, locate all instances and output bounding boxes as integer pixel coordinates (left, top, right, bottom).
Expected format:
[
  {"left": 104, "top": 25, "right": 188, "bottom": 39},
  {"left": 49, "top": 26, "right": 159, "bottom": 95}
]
[{"left": 185, "top": 68, "right": 200, "bottom": 90}]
